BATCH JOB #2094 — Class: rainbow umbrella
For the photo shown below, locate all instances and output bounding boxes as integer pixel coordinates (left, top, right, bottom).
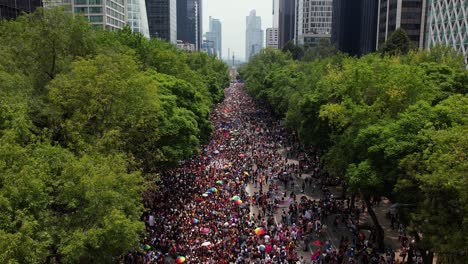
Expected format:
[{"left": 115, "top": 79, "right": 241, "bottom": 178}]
[
  {"left": 254, "top": 227, "right": 266, "bottom": 236},
  {"left": 144, "top": 244, "right": 151, "bottom": 250},
  {"left": 210, "top": 187, "right": 218, "bottom": 193},
  {"left": 211, "top": 211, "right": 218, "bottom": 216},
  {"left": 234, "top": 199, "right": 243, "bottom": 205},
  {"left": 216, "top": 180, "right": 224, "bottom": 185},
  {"left": 200, "top": 227, "right": 211, "bottom": 234},
  {"left": 176, "top": 256, "right": 186, "bottom": 263},
  {"left": 191, "top": 218, "right": 199, "bottom": 224},
  {"left": 230, "top": 195, "right": 241, "bottom": 201}
]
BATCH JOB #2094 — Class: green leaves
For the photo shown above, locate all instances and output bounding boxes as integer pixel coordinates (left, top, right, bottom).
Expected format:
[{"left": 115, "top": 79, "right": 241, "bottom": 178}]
[
  {"left": 0, "top": 7, "right": 229, "bottom": 262},
  {"left": 243, "top": 39, "right": 468, "bottom": 257}
]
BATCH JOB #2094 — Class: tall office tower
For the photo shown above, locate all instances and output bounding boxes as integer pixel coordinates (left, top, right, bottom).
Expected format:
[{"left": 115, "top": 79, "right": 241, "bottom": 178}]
[
  {"left": 245, "top": 10, "right": 263, "bottom": 61},
  {"left": 42, "top": 0, "right": 127, "bottom": 31},
  {"left": 296, "top": 0, "right": 332, "bottom": 46},
  {"left": 177, "top": 0, "right": 202, "bottom": 50},
  {"left": 0, "top": 0, "right": 43, "bottom": 19},
  {"left": 426, "top": 0, "right": 468, "bottom": 65},
  {"left": 266, "top": 28, "right": 279, "bottom": 49},
  {"left": 278, "top": 0, "right": 296, "bottom": 49},
  {"left": 127, "top": 0, "right": 149, "bottom": 37},
  {"left": 332, "top": 0, "right": 379, "bottom": 56},
  {"left": 377, "top": 0, "right": 427, "bottom": 50},
  {"left": 146, "top": 0, "right": 177, "bottom": 44},
  {"left": 272, "top": 0, "right": 279, "bottom": 28},
  {"left": 208, "top": 16, "right": 222, "bottom": 58}
]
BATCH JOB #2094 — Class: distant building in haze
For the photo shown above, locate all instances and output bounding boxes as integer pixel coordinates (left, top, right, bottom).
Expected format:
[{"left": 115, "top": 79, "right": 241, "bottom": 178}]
[
  {"left": 377, "top": 0, "right": 427, "bottom": 50},
  {"left": 296, "top": 0, "right": 333, "bottom": 47},
  {"left": 278, "top": 0, "right": 296, "bottom": 49},
  {"left": 245, "top": 9, "right": 263, "bottom": 61},
  {"left": 127, "top": 0, "right": 149, "bottom": 38},
  {"left": 332, "top": 0, "right": 379, "bottom": 56},
  {"left": 425, "top": 0, "right": 468, "bottom": 65},
  {"left": 177, "top": 0, "right": 202, "bottom": 50},
  {"left": 146, "top": 0, "right": 177, "bottom": 44},
  {"left": 266, "top": 28, "right": 279, "bottom": 49},
  {"left": 204, "top": 16, "right": 222, "bottom": 59},
  {"left": 0, "top": 0, "right": 42, "bottom": 20}
]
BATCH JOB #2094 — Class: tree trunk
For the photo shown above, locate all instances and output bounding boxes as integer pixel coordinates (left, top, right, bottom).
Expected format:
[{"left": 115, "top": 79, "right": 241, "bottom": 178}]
[
  {"left": 340, "top": 181, "right": 347, "bottom": 200},
  {"left": 350, "top": 192, "right": 356, "bottom": 209},
  {"left": 364, "top": 195, "right": 385, "bottom": 252}
]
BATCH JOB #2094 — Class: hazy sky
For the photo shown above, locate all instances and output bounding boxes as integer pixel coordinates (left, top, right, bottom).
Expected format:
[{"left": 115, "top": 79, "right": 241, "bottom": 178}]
[{"left": 202, "top": 0, "right": 273, "bottom": 61}]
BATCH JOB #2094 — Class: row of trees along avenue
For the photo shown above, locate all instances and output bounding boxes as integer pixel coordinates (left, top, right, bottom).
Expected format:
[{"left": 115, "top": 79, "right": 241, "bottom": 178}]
[
  {"left": 239, "top": 29, "right": 467, "bottom": 263},
  {"left": 0, "top": 8, "right": 229, "bottom": 263}
]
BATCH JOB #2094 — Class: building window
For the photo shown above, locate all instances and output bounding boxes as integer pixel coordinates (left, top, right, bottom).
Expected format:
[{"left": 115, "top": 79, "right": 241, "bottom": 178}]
[
  {"left": 89, "top": 7, "right": 102, "bottom": 13},
  {"left": 75, "top": 0, "right": 87, "bottom": 4},
  {"left": 89, "top": 15, "right": 103, "bottom": 22},
  {"left": 89, "top": 0, "right": 102, "bottom": 4},
  {"left": 75, "top": 7, "right": 88, "bottom": 13}
]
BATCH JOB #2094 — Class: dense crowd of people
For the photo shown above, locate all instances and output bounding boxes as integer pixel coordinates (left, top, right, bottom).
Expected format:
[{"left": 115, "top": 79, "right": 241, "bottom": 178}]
[{"left": 121, "top": 84, "right": 420, "bottom": 264}]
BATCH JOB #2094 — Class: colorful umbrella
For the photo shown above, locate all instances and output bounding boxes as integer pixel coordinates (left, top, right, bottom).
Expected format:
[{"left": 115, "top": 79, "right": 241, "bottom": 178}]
[
  {"left": 176, "top": 256, "right": 186, "bottom": 263},
  {"left": 239, "top": 153, "right": 245, "bottom": 158},
  {"left": 254, "top": 227, "right": 266, "bottom": 235},
  {"left": 209, "top": 187, "right": 218, "bottom": 193},
  {"left": 230, "top": 195, "right": 241, "bottom": 201},
  {"left": 211, "top": 211, "right": 218, "bottom": 216},
  {"left": 243, "top": 171, "right": 249, "bottom": 176},
  {"left": 144, "top": 244, "right": 151, "bottom": 250},
  {"left": 234, "top": 199, "right": 243, "bottom": 205},
  {"left": 200, "top": 227, "right": 211, "bottom": 234},
  {"left": 191, "top": 218, "right": 199, "bottom": 224},
  {"left": 216, "top": 180, "right": 224, "bottom": 185}
]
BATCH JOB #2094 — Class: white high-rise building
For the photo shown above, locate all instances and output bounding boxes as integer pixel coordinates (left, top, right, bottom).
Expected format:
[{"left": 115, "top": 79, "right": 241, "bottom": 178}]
[
  {"left": 127, "top": 0, "right": 149, "bottom": 38},
  {"left": 266, "top": 28, "right": 279, "bottom": 49},
  {"left": 44, "top": 0, "right": 127, "bottom": 31},
  {"left": 426, "top": 0, "right": 468, "bottom": 65},
  {"left": 296, "top": 0, "right": 333, "bottom": 46},
  {"left": 246, "top": 9, "right": 264, "bottom": 61},
  {"left": 273, "top": 0, "right": 280, "bottom": 28}
]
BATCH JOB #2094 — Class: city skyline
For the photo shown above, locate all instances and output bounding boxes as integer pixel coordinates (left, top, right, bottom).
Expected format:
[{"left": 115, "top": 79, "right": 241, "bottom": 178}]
[{"left": 202, "top": 0, "right": 272, "bottom": 61}]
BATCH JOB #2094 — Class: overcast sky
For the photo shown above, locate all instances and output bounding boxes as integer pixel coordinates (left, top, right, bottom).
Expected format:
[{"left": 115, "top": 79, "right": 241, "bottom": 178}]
[{"left": 202, "top": 0, "right": 273, "bottom": 62}]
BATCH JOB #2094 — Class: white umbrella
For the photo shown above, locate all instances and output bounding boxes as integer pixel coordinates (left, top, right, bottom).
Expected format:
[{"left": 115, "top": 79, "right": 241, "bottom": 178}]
[{"left": 201, "top": 241, "right": 212, "bottom": 247}]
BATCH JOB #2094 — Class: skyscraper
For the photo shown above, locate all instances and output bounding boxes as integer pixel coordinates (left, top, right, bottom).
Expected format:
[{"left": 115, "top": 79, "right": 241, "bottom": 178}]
[
  {"left": 127, "top": 0, "right": 149, "bottom": 38},
  {"left": 0, "top": 0, "right": 42, "bottom": 20},
  {"left": 177, "top": 0, "right": 202, "bottom": 50},
  {"left": 377, "top": 0, "right": 427, "bottom": 50},
  {"left": 332, "top": 0, "right": 379, "bottom": 56},
  {"left": 426, "top": 0, "right": 468, "bottom": 65},
  {"left": 245, "top": 10, "right": 263, "bottom": 61},
  {"left": 43, "top": 0, "right": 127, "bottom": 31},
  {"left": 208, "top": 16, "right": 221, "bottom": 58},
  {"left": 272, "top": 0, "right": 279, "bottom": 28},
  {"left": 278, "top": 0, "right": 296, "bottom": 49},
  {"left": 296, "top": 0, "right": 333, "bottom": 47},
  {"left": 146, "top": 0, "right": 177, "bottom": 44}
]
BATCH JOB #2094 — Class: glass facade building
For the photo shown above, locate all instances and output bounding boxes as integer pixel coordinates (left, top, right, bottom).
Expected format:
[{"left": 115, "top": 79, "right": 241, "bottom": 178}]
[
  {"left": 146, "top": 0, "right": 177, "bottom": 44},
  {"left": 127, "top": 0, "right": 149, "bottom": 38},
  {"left": 278, "top": 0, "right": 296, "bottom": 49},
  {"left": 332, "top": 0, "right": 379, "bottom": 56},
  {"left": 426, "top": 0, "right": 468, "bottom": 65},
  {"left": 208, "top": 16, "right": 221, "bottom": 58},
  {"left": 377, "top": 0, "right": 426, "bottom": 49},
  {"left": 0, "top": 0, "right": 43, "bottom": 19},
  {"left": 245, "top": 10, "right": 263, "bottom": 61},
  {"left": 177, "top": 0, "right": 202, "bottom": 50}
]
